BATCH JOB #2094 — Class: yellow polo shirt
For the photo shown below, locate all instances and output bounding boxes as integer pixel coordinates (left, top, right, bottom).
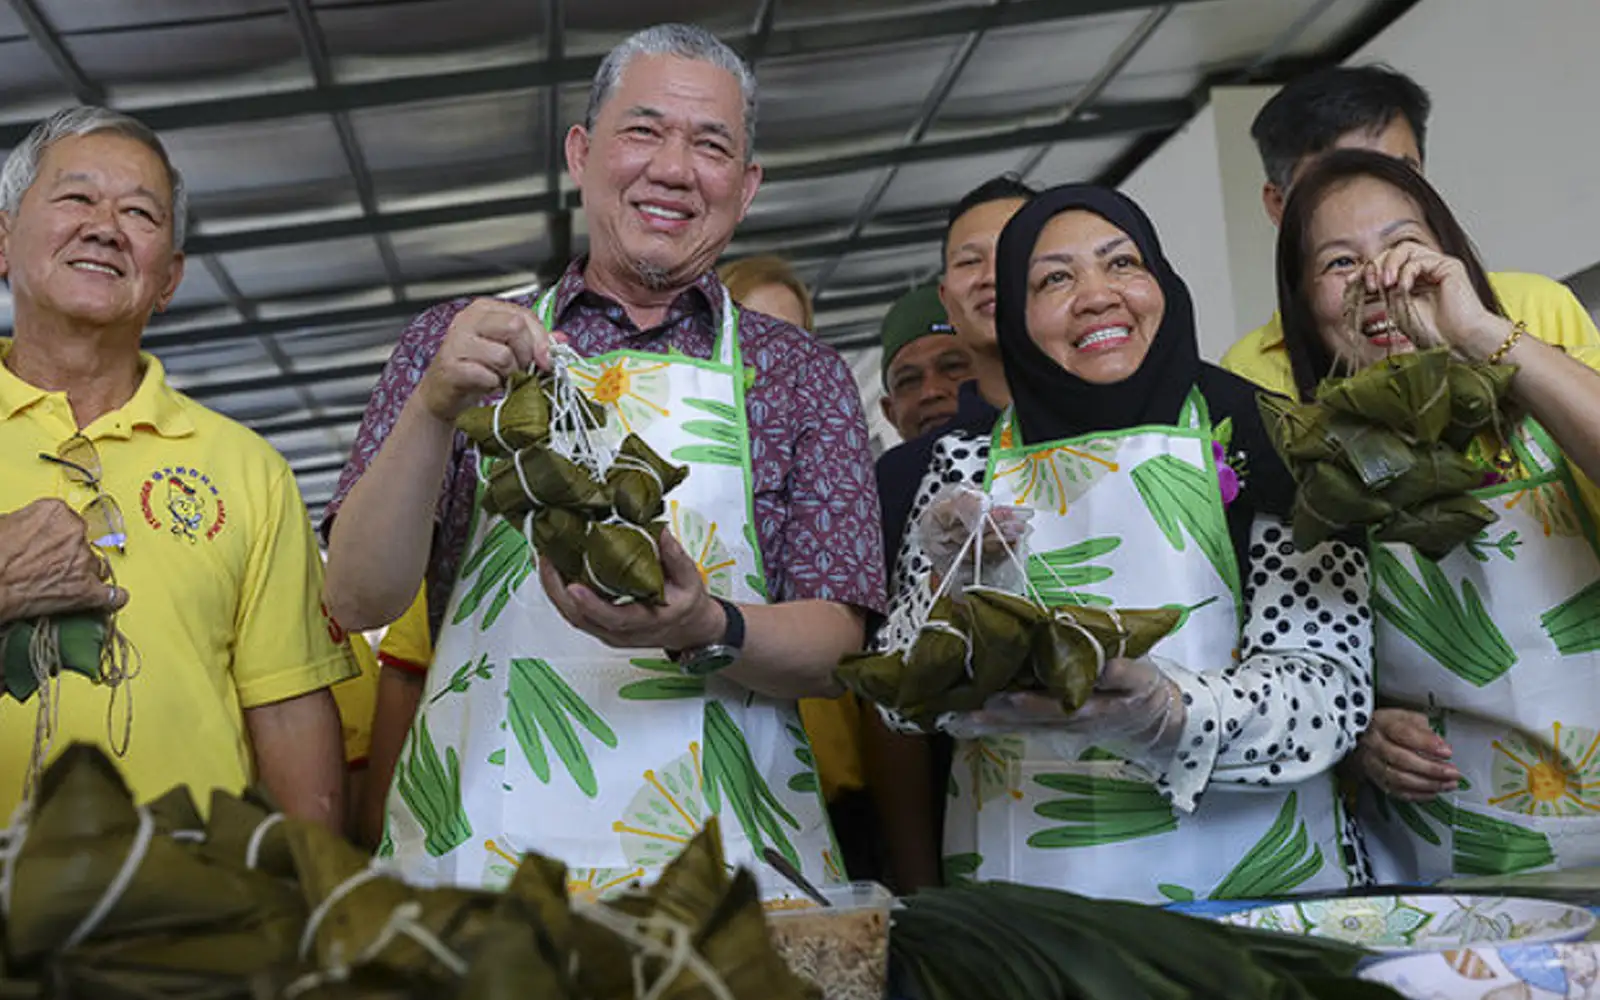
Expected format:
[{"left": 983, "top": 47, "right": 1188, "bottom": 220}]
[
  {"left": 0, "top": 347, "right": 356, "bottom": 813},
  {"left": 333, "top": 635, "right": 380, "bottom": 768},
  {"left": 1221, "top": 271, "right": 1600, "bottom": 397},
  {"left": 377, "top": 585, "right": 433, "bottom": 675}
]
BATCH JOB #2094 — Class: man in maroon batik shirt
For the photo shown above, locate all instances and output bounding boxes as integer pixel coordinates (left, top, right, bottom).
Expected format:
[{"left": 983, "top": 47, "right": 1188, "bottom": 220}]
[{"left": 320, "top": 24, "right": 884, "bottom": 887}]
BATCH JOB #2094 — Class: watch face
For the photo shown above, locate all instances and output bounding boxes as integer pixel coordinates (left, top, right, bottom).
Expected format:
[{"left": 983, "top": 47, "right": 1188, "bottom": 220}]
[{"left": 682, "top": 647, "right": 737, "bottom": 676}]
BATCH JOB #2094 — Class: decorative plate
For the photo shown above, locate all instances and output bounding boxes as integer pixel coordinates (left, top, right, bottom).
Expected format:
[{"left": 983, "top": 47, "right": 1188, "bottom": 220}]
[
  {"left": 1362, "top": 941, "right": 1600, "bottom": 999},
  {"left": 1216, "top": 895, "right": 1594, "bottom": 953}
]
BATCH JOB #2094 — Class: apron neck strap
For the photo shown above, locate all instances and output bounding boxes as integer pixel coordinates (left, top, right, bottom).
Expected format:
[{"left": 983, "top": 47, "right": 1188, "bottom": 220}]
[
  {"left": 1514, "top": 418, "right": 1563, "bottom": 475},
  {"left": 531, "top": 283, "right": 741, "bottom": 370}
]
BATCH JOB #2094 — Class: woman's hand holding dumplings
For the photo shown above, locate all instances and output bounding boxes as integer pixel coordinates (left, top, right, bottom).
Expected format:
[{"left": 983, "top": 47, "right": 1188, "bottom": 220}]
[
  {"left": 1363, "top": 245, "right": 1514, "bottom": 362},
  {"left": 966, "top": 656, "right": 1186, "bottom": 758},
  {"left": 916, "top": 485, "right": 1033, "bottom": 585}
]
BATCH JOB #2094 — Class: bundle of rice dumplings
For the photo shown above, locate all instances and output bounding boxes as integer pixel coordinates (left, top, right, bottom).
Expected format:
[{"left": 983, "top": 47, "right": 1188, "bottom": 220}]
[
  {"left": 0, "top": 746, "right": 816, "bottom": 1000},
  {"left": 0, "top": 613, "right": 109, "bottom": 702},
  {"left": 456, "top": 355, "right": 689, "bottom": 606},
  {"left": 1258, "top": 346, "right": 1517, "bottom": 559},
  {"left": 836, "top": 587, "right": 1179, "bottom": 731}
]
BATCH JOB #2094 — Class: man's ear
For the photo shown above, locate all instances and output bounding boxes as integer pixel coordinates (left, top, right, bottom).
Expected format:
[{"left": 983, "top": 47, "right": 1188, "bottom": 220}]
[
  {"left": 879, "top": 394, "right": 896, "bottom": 425},
  {"left": 1263, "top": 181, "right": 1286, "bottom": 228}
]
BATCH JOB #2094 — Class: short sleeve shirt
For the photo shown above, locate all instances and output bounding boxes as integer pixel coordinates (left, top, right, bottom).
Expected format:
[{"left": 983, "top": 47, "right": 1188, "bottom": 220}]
[
  {"left": 0, "top": 346, "right": 357, "bottom": 814},
  {"left": 323, "top": 261, "right": 886, "bottom": 634}
]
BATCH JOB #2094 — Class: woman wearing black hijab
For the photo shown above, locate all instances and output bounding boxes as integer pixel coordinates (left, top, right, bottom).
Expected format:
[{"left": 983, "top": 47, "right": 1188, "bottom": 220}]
[{"left": 877, "top": 184, "right": 1374, "bottom": 902}]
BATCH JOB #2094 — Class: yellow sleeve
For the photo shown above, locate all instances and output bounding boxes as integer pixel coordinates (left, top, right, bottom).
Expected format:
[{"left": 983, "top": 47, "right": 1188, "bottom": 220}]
[
  {"left": 232, "top": 464, "right": 359, "bottom": 707},
  {"left": 377, "top": 584, "right": 433, "bottom": 675},
  {"left": 1490, "top": 272, "right": 1600, "bottom": 353},
  {"left": 332, "top": 635, "right": 380, "bottom": 766},
  {"left": 1219, "top": 318, "right": 1299, "bottom": 398}
]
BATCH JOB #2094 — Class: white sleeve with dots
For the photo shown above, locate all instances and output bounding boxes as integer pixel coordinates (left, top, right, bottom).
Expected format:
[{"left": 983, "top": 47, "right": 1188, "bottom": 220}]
[{"left": 1156, "top": 516, "right": 1374, "bottom": 812}]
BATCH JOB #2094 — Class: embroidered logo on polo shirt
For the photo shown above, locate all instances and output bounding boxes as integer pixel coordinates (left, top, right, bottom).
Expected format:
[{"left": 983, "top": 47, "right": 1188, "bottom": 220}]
[{"left": 139, "top": 465, "right": 227, "bottom": 542}]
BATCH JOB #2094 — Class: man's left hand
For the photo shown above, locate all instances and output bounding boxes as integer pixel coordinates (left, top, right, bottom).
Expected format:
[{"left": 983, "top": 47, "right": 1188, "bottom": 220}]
[{"left": 540, "top": 530, "right": 725, "bottom": 652}]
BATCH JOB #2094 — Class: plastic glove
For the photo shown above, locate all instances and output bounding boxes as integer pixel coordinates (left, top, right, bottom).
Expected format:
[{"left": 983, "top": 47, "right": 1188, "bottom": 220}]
[
  {"left": 913, "top": 484, "right": 1033, "bottom": 593},
  {"left": 944, "top": 657, "right": 1186, "bottom": 768}
]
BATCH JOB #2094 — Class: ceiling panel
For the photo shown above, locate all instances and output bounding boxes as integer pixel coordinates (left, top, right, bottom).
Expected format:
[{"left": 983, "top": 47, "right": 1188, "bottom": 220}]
[
  {"left": 72, "top": 15, "right": 306, "bottom": 90},
  {"left": 221, "top": 236, "right": 390, "bottom": 299}
]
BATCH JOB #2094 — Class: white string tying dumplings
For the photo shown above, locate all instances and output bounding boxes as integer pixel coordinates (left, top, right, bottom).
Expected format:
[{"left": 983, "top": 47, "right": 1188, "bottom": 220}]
[
  {"left": 245, "top": 811, "right": 285, "bottom": 870},
  {"left": 569, "top": 899, "right": 737, "bottom": 1000},
  {"left": 61, "top": 804, "right": 156, "bottom": 951},
  {"left": 19, "top": 615, "right": 142, "bottom": 805}
]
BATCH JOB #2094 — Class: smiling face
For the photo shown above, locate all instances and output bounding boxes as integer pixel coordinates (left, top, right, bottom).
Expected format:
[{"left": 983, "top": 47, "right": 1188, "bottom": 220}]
[
  {"left": 0, "top": 132, "right": 184, "bottom": 331},
  {"left": 939, "top": 196, "right": 1027, "bottom": 350},
  {"left": 1024, "top": 210, "right": 1165, "bottom": 384},
  {"left": 882, "top": 335, "right": 973, "bottom": 439},
  {"left": 567, "top": 53, "right": 761, "bottom": 295},
  {"left": 1304, "top": 174, "right": 1441, "bottom": 369}
]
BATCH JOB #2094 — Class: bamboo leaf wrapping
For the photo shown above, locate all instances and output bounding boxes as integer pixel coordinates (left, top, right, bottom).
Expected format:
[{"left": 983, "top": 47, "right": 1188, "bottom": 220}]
[{"left": 1131, "top": 453, "right": 1241, "bottom": 598}]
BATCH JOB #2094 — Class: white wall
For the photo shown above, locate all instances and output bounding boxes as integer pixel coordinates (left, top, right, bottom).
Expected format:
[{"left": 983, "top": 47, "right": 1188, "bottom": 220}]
[{"left": 1119, "top": 0, "right": 1600, "bottom": 358}]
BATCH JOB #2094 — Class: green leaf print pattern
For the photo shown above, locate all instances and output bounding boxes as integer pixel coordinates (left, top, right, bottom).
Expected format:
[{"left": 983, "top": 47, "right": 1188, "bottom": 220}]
[
  {"left": 702, "top": 700, "right": 802, "bottom": 869},
  {"left": 1130, "top": 453, "right": 1240, "bottom": 598},
  {"left": 743, "top": 522, "right": 766, "bottom": 598},
  {"left": 942, "top": 853, "right": 982, "bottom": 885},
  {"left": 1465, "top": 529, "right": 1522, "bottom": 564},
  {"left": 1378, "top": 793, "right": 1555, "bottom": 876},
  {"left": 396, "top": 714, "right": 472, "bottom": 857},
  {"left": 507, "top": 657, "right": 619, "bottom": 798},
  {"left": 617, "top": 657, "right": 707, "bottom": 701},
  {"left": 1542, "top": 578, "right": 1600, "bottom": 655},
  {"left": 428, "top": 654, "right": 494, "bottom": 706},
  {"left": 1208, "top": 792, "right": 1324, "bottom": 899},
  {"left": 1371, "top": 546, "right": 1516, "bottom": 686},
  {"left": 1158, "top": 884, "right": 1197, "bottom": 903},
  {"left": 786, "top": 723, "right": 819, "bottom": 794},
  {"left": 453, "top": 518, "right": 533, "bottom": 629},
  {"left": 673, "top": 397, "right": 744, "bottom": 466},
  {"left": 1028, "top": 771, "right": 1178, "bottom": 848},
  {"left": 1026, "top": 537, "right": 1119, "bottom": 607}
]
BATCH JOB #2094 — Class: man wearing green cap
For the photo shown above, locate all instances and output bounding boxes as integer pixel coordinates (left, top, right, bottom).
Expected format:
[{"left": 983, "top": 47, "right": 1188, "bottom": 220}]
[{"left": 878, "top": 285, "right": 972, "bottom": 441}]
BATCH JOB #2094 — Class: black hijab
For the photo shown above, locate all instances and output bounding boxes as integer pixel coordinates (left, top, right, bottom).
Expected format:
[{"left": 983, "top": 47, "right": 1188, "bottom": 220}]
[{"left": 993, "top": 183, "right": 1294, "bottom": 528}]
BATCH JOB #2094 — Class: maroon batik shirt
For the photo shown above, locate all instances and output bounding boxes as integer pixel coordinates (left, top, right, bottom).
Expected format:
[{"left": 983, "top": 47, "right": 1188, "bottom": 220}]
[{"left": 323, "top": 261, "right": 887, "bottom": 637}]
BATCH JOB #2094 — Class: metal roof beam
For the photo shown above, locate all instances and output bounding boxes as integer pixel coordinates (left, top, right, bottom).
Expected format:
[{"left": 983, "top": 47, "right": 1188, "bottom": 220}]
[
  {"left": 0, "top": 0, "right": 1207, "bottom": 147},
  {"left": 176, "top": 99, "right": 1188, "bottom": 257},
  {"left": 6, "top": 0, "right": 102, "bottom": 105}
]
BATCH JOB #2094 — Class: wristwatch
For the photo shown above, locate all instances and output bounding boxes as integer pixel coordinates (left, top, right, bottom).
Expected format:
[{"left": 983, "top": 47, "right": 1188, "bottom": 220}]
[{"left": 671, "top": 598, "right": 745, "bottom": 676}]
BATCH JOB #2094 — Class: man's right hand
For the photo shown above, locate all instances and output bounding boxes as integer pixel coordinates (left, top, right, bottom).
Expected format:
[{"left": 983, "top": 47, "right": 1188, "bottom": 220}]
[
  {"left": 0, "top": 499, "right": 126, "bottom": 623},
  {"left": 416, "top": 298, "right": 553, "bottom": 422}
]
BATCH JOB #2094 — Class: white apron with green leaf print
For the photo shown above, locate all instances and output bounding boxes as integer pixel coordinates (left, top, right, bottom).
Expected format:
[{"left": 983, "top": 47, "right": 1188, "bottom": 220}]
[
  {"left": 381, "top": 286, "right": 839, "bottom": 896},
  {"left": 1361, "top": 420, "right": 1600, "bottom": 883},
  {"left": 944, "top": 388, "right": 1349, "bottom": 904}
]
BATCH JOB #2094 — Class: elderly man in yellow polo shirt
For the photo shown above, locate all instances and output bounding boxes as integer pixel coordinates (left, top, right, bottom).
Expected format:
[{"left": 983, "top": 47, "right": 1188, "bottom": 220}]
[
  {"left": 1223, "top": 65, "right": 1598, "bottom": 391},
  {"left": 0, "top": 106, "right": 355, "bottom": 824}
]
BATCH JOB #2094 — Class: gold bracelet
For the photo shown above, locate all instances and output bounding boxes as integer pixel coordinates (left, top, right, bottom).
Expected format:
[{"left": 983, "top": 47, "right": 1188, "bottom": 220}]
[{"left": 1486, "top": 320, "right": 1527, "bottom": 366}]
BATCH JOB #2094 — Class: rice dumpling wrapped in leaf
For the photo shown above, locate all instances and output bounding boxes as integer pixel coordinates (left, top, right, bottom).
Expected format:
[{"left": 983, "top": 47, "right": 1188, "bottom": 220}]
[
  {"left": 456, "top": 372, "right": 550, "bottom": 457},
  {"left": 963, "top": 587, "right": 1047, "bottom": 700},
  {"left": 1257, "top": 393, "right": 1334, "bottom": 463},
  {"left": 900, "top": 597, "right": 974, "bottom": 708},
  {"left": 834, "top": 651, "right": 905, "bottom": 708},
  {"left": 1374, "top": 494, "right": 1497, "bottom": 560},
  {"left": 6, "top": 745, "right": 264, "bottom": 963},
  {"left": 1379, "top": 444, "right": 1484, "bottom": 510},
  {"left": 286, "top": 820, "right": 494, "bottom": 978},
  {"left": 582, "top": 520, "right": 667, "bottom": 605},
  {"left": 483, "top": 447, "right": 609, "bottom": 519},
  {"left": 1316, "top": 347, "right": 1451, "bottom": 443},
  {"left": 2, "top": 614, "right": 107, "bottom": 702},
  {"left": 528, "top": 507, "right": 592, "bottom": 585},
  {"left": 457, "top": 909, "right": 577, "bottom": 1000},
  {"left": 1444, "top": 360, "right": 1518, "bottom": 450},
  {"left": 606, "top": 434, "right": 689, "bottom": 525},
  {"left": 1032, "top": 611, "right": 1103, "bottom": 712},
  {"left": 643, "top": 816, "right": 727, "bottom": 930},
  {"left": 198, "top": 788, "right": 293, "bottom": 879},
  {"left": 1325, "top": 417, "right": 1415, "bottom": 490},
  {"left": 143, "top": 786, "right": 202, "bottom": 839},
  {"left": 1292, "top": 462, "right": 1394, "bottom": 550}
]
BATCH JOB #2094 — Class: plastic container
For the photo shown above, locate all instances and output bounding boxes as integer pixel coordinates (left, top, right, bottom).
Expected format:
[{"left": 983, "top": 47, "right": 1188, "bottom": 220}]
[{"left": 764, "top": 882, "right": 894, "bottom": 1000}]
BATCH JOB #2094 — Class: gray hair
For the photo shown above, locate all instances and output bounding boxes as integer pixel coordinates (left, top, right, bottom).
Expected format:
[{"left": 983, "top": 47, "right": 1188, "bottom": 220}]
[
  {"left": 0, "top": 106, "right": 188, "bottom": 250},
  {"left": 585, "top": 24, "right": 758, "bottom": 159}
]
